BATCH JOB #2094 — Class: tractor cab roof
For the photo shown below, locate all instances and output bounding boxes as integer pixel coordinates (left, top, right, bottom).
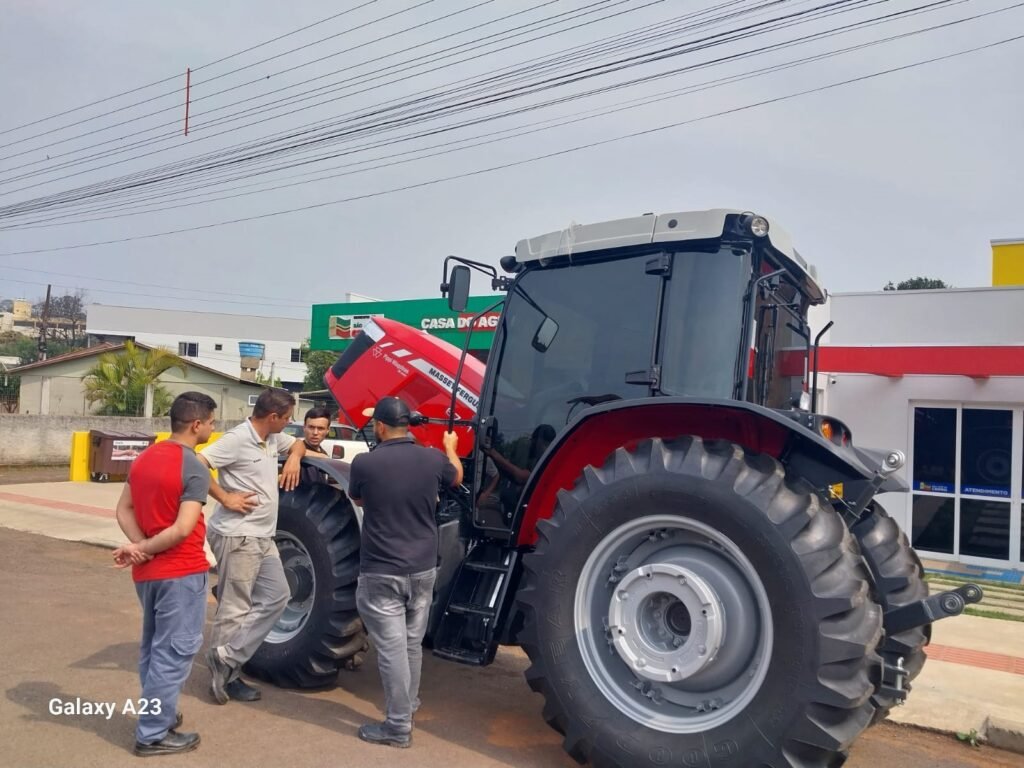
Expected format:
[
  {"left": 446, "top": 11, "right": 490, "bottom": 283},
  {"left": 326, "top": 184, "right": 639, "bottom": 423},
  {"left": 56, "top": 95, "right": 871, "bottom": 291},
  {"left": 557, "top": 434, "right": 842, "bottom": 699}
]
[{"left": 511, "top": 209, "right": 825, "bottom": 304}]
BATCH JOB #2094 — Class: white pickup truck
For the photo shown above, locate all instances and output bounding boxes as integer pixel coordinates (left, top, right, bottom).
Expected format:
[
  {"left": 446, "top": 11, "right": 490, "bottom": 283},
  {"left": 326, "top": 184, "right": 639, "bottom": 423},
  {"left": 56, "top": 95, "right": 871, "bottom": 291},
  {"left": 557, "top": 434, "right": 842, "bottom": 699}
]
[{"left": 282, "top": 421, "right": 373, "bottom": 461}]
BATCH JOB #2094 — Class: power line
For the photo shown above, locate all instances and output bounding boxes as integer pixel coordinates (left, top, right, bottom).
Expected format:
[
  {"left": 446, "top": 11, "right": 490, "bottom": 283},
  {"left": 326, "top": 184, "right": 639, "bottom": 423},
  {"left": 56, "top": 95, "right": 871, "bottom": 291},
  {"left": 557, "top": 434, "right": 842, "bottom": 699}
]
[
  {"left": 0, "top": 264, "right": 310, "bottom": 303},
  {"left": 0, "top": 0, "right": 387, "bottom": 140},
  {"left": 0, "top": 0, "right": 977, "bottom": 227},
  {"left": 5, "top": 0, "right": 997, "bottom": 231},
  {"left": 0, "top": 0, "right": 870, "bottom": 211},
  {"left": 0, "top": 275, "right": 310, "bottom": 310},
  {"left": 2, "top": 32, "right": 1018, "bottom": 258},
  {"left": 0, "top": 0, "right": 563, "bottom": 177},
  {"left": 0, "top": 0, "right": 488, "bottom": 162},
  {"left": 0, "top": 0, "right": 650, "bottom": 186}
]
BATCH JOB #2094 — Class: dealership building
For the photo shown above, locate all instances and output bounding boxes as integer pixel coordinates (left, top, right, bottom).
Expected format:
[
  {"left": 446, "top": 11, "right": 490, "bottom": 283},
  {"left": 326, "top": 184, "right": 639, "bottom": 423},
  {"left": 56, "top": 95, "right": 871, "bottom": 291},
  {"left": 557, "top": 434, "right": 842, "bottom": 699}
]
[{"left": 311, "top": 239, "right": 1024, "bottom": 572}]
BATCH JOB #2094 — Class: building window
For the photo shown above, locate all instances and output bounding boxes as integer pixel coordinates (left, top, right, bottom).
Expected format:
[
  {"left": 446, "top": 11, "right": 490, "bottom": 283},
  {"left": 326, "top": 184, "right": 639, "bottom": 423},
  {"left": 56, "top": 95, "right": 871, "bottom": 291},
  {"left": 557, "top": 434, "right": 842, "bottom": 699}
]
[
  {"left": 215, "top": 343, "right": 223, "bottom": 351},
  {"left": 178, "top": 342, "right": 198, "bottom": 357},
  {"left": 911, "top": 404, "right": 1020, "bottom": 566},
  {"left": 961, "top": 409, "right": 1012, "bottom": 497},
  {"left": 912, "top": 407, "right": 956, "bottom": 493},
  {"left": 911, "top": 495, "right": 955, "bottom": 555},
  {"left": 290, "top": 348, "right": 303, "bottom": 363}
]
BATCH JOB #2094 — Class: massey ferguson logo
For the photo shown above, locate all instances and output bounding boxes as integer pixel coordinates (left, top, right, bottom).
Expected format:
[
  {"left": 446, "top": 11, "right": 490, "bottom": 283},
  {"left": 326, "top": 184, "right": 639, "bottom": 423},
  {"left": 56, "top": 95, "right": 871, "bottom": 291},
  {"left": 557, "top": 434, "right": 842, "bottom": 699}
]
[{"left": 330, "top": 314, "right": 382, "bottom": 340}]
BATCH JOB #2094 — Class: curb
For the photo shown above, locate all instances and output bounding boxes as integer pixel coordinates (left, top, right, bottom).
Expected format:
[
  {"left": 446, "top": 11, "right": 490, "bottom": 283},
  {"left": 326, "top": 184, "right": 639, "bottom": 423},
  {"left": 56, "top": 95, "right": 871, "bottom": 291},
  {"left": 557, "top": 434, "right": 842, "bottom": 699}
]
[
  {"left": 884, "top": 716, "right": 1024, "bottom": 756},
  {"left": 986, "top": 716, "right": 1024, "bottom": 755}
]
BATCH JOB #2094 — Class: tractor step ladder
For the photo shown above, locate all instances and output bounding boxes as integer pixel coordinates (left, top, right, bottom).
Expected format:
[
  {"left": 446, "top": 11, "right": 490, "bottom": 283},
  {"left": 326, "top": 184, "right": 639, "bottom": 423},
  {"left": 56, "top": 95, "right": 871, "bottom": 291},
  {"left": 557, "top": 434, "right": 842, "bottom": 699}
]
[{"left": 433, "top": 543, "right": 517, "bottom": 666}]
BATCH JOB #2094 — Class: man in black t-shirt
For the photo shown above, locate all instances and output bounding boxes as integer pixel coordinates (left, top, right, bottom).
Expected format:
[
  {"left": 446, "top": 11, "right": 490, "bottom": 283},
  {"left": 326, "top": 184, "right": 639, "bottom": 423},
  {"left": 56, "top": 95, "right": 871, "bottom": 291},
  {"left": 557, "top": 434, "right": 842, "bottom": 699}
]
[{"left": 348, "top": 397, "right": 462, "bottom": 749}]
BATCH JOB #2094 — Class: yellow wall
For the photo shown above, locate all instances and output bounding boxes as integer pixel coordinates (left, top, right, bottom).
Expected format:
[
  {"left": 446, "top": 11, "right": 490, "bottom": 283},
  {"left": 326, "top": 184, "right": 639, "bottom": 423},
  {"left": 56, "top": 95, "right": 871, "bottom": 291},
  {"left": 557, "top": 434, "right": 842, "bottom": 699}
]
[{"left": 992, "top": 241, "right": 1024, "bottom": 286}]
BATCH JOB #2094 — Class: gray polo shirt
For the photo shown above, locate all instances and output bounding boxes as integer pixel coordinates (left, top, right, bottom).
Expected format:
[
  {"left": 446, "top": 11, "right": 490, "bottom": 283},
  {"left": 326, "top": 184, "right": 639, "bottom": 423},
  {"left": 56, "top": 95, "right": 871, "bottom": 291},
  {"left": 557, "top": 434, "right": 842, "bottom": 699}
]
[{"left": 201, "top": 420, "right": 296, "bottom": 538}]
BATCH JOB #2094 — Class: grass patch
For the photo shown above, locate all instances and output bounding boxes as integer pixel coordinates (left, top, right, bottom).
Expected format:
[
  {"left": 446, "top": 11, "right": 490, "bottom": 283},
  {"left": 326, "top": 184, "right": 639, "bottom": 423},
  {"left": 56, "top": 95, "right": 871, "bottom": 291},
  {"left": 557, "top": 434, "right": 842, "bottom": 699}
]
[
  {"left": 924, "top": 572, "right": 1024, "bottom": 593},
  {"left": 964, "top": 606, "right": 1024, "bottom": 623}
]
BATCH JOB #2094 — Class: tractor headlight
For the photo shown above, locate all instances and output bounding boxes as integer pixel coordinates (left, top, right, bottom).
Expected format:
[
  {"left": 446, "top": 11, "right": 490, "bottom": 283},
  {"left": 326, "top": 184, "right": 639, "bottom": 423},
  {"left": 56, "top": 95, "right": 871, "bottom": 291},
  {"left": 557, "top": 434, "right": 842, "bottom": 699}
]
[
  {"left": 737, "top": 212, "right": 770, "bottom": 238},
  {"left": 750, "top": 215, "right": 770, "bottom": 238}
]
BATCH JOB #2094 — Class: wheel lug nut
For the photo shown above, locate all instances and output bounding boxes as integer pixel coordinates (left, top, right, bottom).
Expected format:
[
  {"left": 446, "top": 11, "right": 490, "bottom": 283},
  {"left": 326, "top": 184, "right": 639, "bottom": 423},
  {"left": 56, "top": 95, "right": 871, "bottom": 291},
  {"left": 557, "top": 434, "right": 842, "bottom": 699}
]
[{"left": 698, "top": 645, "right": 707, "bottom": 656}]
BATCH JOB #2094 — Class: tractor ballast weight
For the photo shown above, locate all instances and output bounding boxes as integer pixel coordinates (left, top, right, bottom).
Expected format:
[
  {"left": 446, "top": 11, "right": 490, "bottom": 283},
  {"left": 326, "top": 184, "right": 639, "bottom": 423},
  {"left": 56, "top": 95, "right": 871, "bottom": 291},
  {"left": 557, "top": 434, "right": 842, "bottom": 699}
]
[{"left": 249, "top": 209, "right": 981, "bottom": 768}]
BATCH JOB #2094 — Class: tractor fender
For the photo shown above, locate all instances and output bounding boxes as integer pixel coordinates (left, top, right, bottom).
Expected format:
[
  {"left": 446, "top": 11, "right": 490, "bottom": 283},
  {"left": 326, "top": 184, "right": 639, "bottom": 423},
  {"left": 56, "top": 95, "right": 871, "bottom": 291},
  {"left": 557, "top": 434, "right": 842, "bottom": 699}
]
[{"left": 512, "top": 397, "right": 899, "bottom": 547}]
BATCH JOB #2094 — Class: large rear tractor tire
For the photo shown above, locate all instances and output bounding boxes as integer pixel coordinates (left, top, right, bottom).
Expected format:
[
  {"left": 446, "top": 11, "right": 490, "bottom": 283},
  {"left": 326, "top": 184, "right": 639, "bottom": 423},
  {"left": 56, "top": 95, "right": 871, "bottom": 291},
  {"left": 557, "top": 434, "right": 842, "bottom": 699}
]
[
  {"left": 517, "top": 437, "right": 883, "bottom": 768},
  {"left": 851, "top": 502, "right": 930, "bottom": 723},
  {"left": 244, "top": 482, "right": 368, "bottom": 688}
]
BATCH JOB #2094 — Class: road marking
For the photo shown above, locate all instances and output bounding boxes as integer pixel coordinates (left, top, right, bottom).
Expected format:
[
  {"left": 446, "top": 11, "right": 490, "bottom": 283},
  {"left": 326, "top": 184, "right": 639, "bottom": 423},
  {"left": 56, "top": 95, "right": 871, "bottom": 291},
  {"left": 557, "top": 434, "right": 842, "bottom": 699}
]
[
  {"left": 0, "top": 491, "right": 112, "bottom": 518},
  {"left": 927, "top": 643, "right": 1024, "bottom": 675}
]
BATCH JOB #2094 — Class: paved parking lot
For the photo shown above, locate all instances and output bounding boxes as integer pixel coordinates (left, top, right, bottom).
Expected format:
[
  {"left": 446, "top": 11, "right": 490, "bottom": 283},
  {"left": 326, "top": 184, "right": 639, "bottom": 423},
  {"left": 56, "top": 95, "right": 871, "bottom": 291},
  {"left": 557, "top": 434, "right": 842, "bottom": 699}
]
[{"left": 2, "top": 529, "right": 1022, "bottom": 768}]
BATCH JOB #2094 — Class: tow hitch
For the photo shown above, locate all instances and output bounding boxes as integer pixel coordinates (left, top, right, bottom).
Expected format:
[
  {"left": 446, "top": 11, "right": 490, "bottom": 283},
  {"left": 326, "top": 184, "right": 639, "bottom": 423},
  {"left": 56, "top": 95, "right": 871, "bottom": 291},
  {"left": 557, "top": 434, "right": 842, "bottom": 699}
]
[
  {"left": 877, "top": 583, "right": 984, "bottom": 704},
  {"left": 884, "top": 583, "right": 984, "bottom": 636}
]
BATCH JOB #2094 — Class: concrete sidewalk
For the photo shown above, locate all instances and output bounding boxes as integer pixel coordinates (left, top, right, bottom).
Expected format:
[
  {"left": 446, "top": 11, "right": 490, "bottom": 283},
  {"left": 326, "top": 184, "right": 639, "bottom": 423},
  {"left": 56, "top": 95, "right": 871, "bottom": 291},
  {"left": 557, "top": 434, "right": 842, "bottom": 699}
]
[
  {"left": 2, "top": 481, "right": 1022, "bottom": 751},
  {"left": 0, "top": 481, "right": 217, "bottom": 562}
]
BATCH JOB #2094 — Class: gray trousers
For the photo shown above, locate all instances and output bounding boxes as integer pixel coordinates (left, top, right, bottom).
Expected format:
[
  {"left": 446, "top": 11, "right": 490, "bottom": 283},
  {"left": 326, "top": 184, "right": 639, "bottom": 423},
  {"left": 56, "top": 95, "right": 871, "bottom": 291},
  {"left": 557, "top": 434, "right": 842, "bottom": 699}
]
[
  {"left": 207, "top": 532, "right": 290, "bottom": 675},
  {"left": 135, "top": 572, "right": 207, "bottom": 744},
  {"left": 356, "top": 568, "right": 437, "bottom": 733}
]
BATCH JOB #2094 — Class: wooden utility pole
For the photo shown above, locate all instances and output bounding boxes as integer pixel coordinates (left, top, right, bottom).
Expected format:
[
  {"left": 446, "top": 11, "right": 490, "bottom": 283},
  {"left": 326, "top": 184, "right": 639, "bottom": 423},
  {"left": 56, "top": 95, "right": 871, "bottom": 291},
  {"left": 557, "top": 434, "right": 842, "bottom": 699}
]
[
  {"left": 184, "top": 68, "right": 191, "bottom": 136},
  {"left": 37, "top": 284, "right": 52, "bottom": 360}
]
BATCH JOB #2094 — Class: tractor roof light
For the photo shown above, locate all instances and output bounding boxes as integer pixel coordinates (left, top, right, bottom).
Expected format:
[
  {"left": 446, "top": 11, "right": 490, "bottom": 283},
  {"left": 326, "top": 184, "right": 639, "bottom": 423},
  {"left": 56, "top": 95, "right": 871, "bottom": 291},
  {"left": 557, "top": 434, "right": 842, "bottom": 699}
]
[
  {"left": 737, "top": 212, "right": 770, "bottom": 239},
  {"left": 749, "top": 215, "right": 770, "bottom": 238}
]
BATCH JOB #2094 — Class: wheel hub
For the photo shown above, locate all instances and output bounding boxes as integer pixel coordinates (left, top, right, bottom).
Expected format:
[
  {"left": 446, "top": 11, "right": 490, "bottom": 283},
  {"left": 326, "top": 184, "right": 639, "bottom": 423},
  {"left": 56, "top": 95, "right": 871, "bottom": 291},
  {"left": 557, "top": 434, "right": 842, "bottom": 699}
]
[
  {"left": 268, "top": 531, "right": 317, "bottom": 643},
  {"left": 285, "top": 563, "right": 314, "bottom": 604},
  {"left": 608, "top": 563, "right": 725, "bottom": 683}
]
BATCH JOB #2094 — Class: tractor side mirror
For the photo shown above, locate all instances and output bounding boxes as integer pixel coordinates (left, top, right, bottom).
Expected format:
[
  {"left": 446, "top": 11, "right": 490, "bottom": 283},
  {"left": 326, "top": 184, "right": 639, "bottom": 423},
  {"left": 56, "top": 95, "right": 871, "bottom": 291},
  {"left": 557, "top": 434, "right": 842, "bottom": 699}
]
[
  {"left": 446, "top": 265, "right": 471, "bottom": 312},
  {"left": 532, "top": 317, "right": 559, "bottom": 352}
]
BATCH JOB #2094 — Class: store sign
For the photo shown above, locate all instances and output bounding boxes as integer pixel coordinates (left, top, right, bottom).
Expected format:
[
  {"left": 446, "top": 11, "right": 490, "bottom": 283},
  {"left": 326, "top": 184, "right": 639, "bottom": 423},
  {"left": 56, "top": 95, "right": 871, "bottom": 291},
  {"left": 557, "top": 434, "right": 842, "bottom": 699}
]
[
  {"left": 311, "top": 297, "right": 501, "bottom": 352},
  {"left": 329, "top": 314, "right": 383, "bottom": 340},
  {"left": 420, "top": 312, "right": 501, "bottom": 331},
  {"left": 914, "top": 481, "right": 954, "bottom": 494}
]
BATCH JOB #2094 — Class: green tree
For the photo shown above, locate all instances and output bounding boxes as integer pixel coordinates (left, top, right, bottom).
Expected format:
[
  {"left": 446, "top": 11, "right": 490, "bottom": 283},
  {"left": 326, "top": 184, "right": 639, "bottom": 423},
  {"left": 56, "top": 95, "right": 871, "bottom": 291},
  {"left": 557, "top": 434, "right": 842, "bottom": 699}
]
[
  {"left": 0, "top": 331, "right": 39, "bottom": 365},
  {"left": 302, "top": 344, "right": 336, "bottom": 391},
  {"left": 883, "top": 277, "right": 951, "bottom": 291},
  {"left": 81, "top": 342, "right": 187, "bottom": 416},
  {"left": 255, "top": 370, "right": 283, "bottom": 388}
]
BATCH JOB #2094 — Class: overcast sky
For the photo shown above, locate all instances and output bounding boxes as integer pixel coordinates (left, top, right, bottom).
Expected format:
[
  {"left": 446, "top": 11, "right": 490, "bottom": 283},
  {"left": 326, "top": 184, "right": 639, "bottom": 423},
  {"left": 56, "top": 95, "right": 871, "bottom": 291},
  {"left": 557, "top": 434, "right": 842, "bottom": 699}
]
[{"left": 0, "top": 0, "right": 1021, "bottom": 320}]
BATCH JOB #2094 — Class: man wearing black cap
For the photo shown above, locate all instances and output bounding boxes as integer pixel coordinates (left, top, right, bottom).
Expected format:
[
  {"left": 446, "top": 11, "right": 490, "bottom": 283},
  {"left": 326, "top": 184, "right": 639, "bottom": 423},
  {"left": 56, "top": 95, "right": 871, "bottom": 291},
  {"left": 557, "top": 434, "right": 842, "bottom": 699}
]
[{"left": 348, "top": 396, "right": 462, "bottom": 749}]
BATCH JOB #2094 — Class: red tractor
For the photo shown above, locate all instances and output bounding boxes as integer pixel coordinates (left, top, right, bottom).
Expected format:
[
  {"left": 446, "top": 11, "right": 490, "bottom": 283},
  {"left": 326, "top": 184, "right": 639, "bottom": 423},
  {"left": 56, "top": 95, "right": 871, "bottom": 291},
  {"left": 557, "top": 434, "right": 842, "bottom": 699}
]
[{"left": 247, "top": 209, "right": 981, "bottom": 767}]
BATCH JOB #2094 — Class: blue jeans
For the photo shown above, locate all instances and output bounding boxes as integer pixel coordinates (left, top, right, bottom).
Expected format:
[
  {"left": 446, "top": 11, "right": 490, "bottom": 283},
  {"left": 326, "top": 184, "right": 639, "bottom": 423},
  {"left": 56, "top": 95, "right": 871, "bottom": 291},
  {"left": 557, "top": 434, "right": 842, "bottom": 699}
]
[
  {"left": 356, "top": 569, "right": 437, "bottom": 733},
  {"left": 134, "top": 572, "right": 207, "bottom": 744}
]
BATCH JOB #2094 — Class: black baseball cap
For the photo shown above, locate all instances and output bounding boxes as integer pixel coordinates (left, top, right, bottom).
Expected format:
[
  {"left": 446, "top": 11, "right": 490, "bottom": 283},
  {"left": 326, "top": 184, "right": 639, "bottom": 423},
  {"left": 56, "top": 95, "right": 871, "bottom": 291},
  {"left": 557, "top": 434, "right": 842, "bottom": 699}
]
[{"left": 364, "top": 396, "right": 411, "bottom": 427}]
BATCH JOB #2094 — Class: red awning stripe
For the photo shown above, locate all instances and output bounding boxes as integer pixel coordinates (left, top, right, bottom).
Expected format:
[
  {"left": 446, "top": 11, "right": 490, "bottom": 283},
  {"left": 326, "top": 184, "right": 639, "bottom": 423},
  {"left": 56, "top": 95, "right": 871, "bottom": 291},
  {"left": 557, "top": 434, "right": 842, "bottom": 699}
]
[{"left": 779, "top": 346, "right": 1024, "bottom": 378}]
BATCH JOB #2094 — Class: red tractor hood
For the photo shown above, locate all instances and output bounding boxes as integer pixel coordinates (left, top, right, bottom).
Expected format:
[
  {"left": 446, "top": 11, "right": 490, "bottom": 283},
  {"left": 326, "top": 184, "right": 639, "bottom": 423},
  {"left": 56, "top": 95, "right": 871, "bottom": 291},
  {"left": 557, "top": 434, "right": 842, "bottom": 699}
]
[{"left": 324, "top": 317, "right": 485, "bottom": 456}]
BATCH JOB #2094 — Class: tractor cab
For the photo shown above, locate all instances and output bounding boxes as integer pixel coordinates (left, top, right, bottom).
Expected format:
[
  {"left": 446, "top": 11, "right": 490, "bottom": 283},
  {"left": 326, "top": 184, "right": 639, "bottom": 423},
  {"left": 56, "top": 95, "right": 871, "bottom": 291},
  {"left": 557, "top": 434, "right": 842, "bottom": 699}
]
[{"left": 447, "top": 209, "right": 825, "bottom": 532}]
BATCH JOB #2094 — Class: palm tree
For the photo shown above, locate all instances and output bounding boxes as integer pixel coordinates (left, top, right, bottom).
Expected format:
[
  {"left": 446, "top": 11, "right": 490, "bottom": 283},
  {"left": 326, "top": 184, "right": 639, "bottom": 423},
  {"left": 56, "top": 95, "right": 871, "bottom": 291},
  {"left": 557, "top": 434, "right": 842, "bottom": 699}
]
[{"left": 82, "top": 342, "right": 187, "bottom": 416}]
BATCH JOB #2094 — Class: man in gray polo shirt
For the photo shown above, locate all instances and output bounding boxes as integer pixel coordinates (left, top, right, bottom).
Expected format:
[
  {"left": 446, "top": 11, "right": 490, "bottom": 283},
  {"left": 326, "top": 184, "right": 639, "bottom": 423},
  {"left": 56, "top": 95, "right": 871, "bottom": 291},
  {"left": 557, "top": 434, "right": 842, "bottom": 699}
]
[{"left": 198, "top": 388, "right": 305, "bottom": 704}]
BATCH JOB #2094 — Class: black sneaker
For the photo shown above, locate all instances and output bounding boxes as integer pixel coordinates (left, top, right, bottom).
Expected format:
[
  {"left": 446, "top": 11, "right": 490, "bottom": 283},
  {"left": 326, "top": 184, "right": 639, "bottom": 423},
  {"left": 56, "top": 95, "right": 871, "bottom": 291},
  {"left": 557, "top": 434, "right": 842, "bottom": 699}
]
[
  {"left": 357, "top": 722, "right": 411, "bottom": 749},
  {"left": 134, "top": 730, "right": 200, "bottom": 756},
  {"left": 174, "top": 712, "right": 183, "bottom": 729},
  {"left": 225, "top": 678, "right": 261, "bottom": 702},
  {"left": 205, "top": 648, "right": 231, "bottom": 705}
]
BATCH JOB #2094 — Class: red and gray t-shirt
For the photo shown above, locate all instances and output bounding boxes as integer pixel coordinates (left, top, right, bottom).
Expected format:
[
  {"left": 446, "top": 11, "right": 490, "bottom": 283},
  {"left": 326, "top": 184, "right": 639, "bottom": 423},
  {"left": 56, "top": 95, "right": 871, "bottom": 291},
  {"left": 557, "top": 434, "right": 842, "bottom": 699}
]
[{"left": 128, "top": 441, "right": 210, "bottom": 583}]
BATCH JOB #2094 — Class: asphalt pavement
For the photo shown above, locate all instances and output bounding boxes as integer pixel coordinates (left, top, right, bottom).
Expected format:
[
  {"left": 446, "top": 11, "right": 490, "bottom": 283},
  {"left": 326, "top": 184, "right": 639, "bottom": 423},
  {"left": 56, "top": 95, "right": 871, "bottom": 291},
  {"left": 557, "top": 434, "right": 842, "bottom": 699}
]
[{"left": 1, "top": 529, "right": 1022, "bottom": 768}]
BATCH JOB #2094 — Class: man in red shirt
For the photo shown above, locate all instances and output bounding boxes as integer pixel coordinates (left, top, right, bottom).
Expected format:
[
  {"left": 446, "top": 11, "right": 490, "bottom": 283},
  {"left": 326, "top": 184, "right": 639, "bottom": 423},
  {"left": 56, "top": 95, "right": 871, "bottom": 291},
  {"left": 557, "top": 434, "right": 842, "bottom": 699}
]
[{"left": 113, "top": 392, "right": 217, "bottom": 756}]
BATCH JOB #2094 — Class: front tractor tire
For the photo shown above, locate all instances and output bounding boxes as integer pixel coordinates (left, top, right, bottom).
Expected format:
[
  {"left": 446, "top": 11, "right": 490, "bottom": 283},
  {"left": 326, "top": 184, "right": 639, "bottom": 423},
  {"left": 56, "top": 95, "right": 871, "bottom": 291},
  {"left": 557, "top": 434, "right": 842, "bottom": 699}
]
[
  {"left": 517, "top": 437, "right": 883, "bottom": 768},
  {"left": 851, "top": 502, "right": 930, "bottom": 722},
  {"left": 244, "top": 482, "right": 368, "bottom": 688}
]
